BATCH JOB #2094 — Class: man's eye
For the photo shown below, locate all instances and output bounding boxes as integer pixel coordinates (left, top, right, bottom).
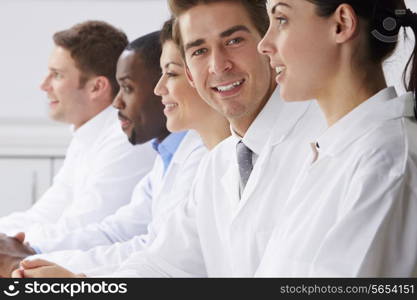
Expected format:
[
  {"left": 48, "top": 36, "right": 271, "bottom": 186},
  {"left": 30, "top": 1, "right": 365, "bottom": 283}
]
[
  {"left": 123, "top": 86, "right": 132, "bottom": 93},
  {"left": 226, "top": 37, "right": 243, "bottom": 45},
  {"left": 53, "top": 72, "right": 62, "bottom": 79},
  {"left": 192, "top": 48, "right": 207, "bottom": 57},
  {"left": 166, "top": 72, "right": 178, "bottom": 78}
]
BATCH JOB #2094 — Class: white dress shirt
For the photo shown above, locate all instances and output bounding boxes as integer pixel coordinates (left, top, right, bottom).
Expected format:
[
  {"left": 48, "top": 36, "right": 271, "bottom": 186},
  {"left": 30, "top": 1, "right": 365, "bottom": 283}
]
[
  {"left": 256, "top": 87, "right": 417, "bottom": 277},
  {"left": 0, "top": 106, "right": 155, "bottom": 249},
  {"left": 31, "top": 130, "right": 207, "bottom": 273},
  {"left": 107, "top": 90, "right": 327, "bottom": 277}
]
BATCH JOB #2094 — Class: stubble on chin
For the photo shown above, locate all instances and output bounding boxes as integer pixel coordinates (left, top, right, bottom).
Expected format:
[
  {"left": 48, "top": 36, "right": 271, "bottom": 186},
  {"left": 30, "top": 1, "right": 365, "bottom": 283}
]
[{"left": 128, "top": 129, "right": 137, "bottom": 145}]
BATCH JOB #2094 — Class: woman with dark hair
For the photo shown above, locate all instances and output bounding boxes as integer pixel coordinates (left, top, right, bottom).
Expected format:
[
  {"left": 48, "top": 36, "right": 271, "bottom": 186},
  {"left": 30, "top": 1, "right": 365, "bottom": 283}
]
[{"left": 257, "top": 0, "right": 417, "bottom": 276}]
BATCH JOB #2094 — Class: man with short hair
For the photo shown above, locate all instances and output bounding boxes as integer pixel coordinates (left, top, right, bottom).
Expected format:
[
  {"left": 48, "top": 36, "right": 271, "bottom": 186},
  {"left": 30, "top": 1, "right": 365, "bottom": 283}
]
[
  {"left": 0, "top": 21, "right": 156, "bottom": 276},
  {"left": 9, "top": 32, "right": 207, "bottom": 278},
  {"left": 23, "top": 32, "right": 205, "bottom": 255},
  {"left": 104, "top": 0, "right": 324, "bottom": 277}
]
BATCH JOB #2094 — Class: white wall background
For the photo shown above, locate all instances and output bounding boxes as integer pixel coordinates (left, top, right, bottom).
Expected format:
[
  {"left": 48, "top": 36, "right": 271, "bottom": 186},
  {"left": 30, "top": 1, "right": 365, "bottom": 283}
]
[
  {"left": 0, "top": 0, "right": 415, "bottom": 126},
  {"left": 0, "top": 0, "right": 169, "bottom": 124}
]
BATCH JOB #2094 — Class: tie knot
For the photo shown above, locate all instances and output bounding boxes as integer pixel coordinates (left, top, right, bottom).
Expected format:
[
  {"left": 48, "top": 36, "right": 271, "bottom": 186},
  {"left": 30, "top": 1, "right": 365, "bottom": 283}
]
[{"left": 236, "top": 141, "right": 252, "bottom": 157}]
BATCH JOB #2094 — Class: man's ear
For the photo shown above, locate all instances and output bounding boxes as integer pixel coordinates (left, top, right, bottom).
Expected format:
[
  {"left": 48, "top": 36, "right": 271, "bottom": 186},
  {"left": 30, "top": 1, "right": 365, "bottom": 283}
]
[
  {"left": 185, "top": 65, "right": 196, "bottom": 88},
  {"left": 88, "top": 76, "right": 111, "bottom": 100},
  {"left": 333, "top": 4, "right": 358, "bottom": 44},
  {"left": 13, "top": 232, "right": 25, "bottom": 244}
]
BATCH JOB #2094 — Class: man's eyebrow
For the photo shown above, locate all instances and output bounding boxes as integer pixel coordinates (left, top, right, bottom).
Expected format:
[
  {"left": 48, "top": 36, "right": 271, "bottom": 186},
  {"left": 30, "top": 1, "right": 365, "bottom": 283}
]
[
  {"left": 271, "top": 2, "right": 292, "bottom": 14},
  {"left": 117, "top": 75, "right": 131, "bottom": 81},
  {"left": 219, "top": 25, "right": 250, "bottom": 38},
  {"left": 49, "top": 67, "right": 63, "bottom": 72},
  {"left": 185, "top": 39, "right": 205, "bottom": 52},
  {"left": 184, "top": 25, "right": 250, "bottom": 52}
]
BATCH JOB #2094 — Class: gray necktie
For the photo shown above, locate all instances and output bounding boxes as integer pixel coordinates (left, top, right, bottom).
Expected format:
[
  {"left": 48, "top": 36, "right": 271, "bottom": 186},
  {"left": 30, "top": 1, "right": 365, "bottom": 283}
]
[{"left": 236, "top": 141, "right": 253, "bottom": 192}]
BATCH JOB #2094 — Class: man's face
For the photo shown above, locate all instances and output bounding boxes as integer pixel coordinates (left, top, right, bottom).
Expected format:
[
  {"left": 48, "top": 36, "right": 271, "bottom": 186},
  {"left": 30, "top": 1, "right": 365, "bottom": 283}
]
[
  {"left": 113, "top": 50, "right": 167, "bottom": 145},
  {"left": 179, "top": 1, "right": 274, "bottom": 133},
  {"left": 40, "top": 46, "right": 90, "bottom": 128}
]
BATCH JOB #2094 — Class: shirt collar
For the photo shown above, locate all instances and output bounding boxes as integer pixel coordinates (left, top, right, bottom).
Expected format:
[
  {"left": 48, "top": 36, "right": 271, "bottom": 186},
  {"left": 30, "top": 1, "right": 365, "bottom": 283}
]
[
  {"left": 72, "top": 106, "right": 115, "bottom": 147},
  {"left": 151, "top": 131, "right": 187, "bottom": 172},
  {"left": 230, "top": 88, "right": 284, "bottom": 156},
  {"left": 315, "top": 87, "right": 413, "bottom": 158}
]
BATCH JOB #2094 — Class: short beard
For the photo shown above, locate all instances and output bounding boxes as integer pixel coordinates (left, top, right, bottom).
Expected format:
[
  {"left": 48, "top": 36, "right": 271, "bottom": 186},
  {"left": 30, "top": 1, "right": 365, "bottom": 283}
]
[{"left": 128, "top": 129, "right": 137, "bottom": 145}]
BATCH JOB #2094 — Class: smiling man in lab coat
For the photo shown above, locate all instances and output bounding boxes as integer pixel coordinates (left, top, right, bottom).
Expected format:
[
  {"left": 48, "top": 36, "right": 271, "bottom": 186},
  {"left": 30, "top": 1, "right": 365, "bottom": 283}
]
[
  {"left": 84, "top": 0, "right": 326, "bottom": 277},
  {"left": 0, "top": 21, "right": 157, "bottom": 276}
]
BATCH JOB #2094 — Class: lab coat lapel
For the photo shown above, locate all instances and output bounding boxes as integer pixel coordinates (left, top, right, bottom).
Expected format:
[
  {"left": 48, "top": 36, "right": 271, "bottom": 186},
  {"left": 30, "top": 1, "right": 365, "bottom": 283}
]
[
  {"left": 220, "top": 153, "right": 240, "bottom": 209},
  {"left": 236, "top": 144, "right": 273, "bottom": 215},
  {"left": 234, "top": 101, "right": 317, "bottom": 218},
  {"left": 155, "top": 130, "right": 203, "bottom": 199},
  {"left": 315, "top": 89, "right": 412, "bottom": 159}
]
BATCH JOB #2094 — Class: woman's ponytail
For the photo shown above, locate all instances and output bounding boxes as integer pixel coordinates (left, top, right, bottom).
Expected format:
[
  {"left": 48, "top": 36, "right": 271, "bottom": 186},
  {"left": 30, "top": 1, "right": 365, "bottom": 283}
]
[
  {"left": 307, "top": 1, "right": 417, "bottom": 118},
  {"left": 399, "top": 9, "right": 417, "bottom": 118}
]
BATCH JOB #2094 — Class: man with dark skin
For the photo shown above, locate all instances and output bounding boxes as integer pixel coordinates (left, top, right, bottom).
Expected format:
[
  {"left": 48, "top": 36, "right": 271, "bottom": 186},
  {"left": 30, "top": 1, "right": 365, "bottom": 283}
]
[
  {"left": 0, "top": 233, "right": 34, "bottom": 278},
  {"left": 115, "top": 42, "right": 169, "bottom": 145},
  {"left": 0, "top": 32, "right": 169, "bottom": 278},
  {"left": 1, "top": 20, "right": 159, "bottom": 253}
]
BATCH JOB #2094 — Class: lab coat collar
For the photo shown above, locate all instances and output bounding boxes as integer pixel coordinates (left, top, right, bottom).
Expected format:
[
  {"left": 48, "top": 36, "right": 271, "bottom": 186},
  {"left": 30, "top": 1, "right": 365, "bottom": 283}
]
[
  {"left": 268, "top": 100, "right": 321, "bottom": 146},
  {"left": 221, "top": 148, "right": 240, "bottom": 208},
  {"left": 230, "top": 88, "right": 283, "bottom": 155},
  {"left": 221, "top": 89, "right": 283, "bottom": 210},
  {"left": 156, "top": 130, "right": 205, "bottom": 198},
  {"left": 72, "top": 105, "right": 116, "bottom": 147},
  {"left": 170, "top": 130, "right": 204, "bottom": 164},
  {"left": 235, "top": 100, "right": 319, "bottom": 215},
  {"left": 315, "top": 87, "right": 414, "bottom": 158}
]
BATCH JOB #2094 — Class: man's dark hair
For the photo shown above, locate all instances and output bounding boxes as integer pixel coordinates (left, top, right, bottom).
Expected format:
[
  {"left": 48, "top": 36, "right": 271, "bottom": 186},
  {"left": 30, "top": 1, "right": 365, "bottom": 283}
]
[
  {"left": 168, "top": 0, "right": 268, "bottom": 57},
  {"left": 125, "top": 31, "right": 162, "bottom": 84}
]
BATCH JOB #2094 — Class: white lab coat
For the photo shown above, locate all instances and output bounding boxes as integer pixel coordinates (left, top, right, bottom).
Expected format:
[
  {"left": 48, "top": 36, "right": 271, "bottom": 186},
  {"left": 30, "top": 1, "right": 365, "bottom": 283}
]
[
  {"left": 255, "top": 87, "right": 417, "bottom": 277},
  {"left": 31, "top": 130, "right": 207, "bottom": 273},
  {"left": 0, "top": 106, "right": 155, "bottom": 247},
  {"left": 107, "top": 91, "right": 327, "bottom": 277}
]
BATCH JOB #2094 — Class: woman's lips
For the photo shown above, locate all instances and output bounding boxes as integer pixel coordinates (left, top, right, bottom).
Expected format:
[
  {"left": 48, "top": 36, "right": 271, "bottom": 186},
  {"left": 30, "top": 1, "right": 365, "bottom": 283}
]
[
  {"left": 163, "top": 102, "right": 179, "bottom": 114},
  {"left": 275, "top": 66, "right": 286, "bottom": 84}
]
